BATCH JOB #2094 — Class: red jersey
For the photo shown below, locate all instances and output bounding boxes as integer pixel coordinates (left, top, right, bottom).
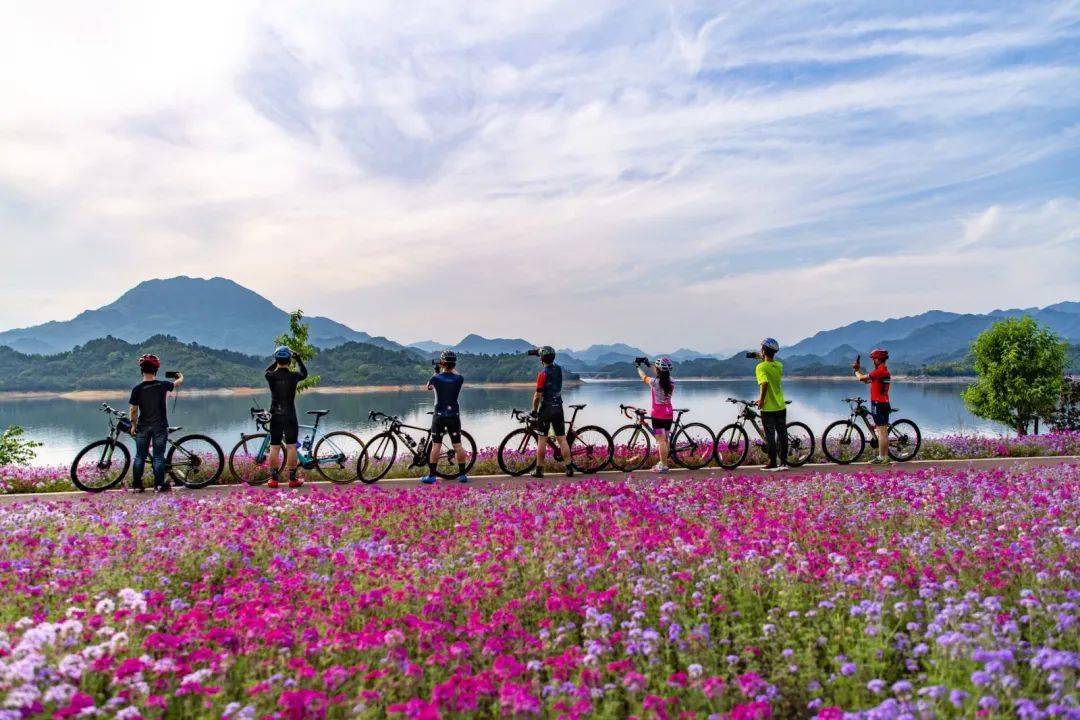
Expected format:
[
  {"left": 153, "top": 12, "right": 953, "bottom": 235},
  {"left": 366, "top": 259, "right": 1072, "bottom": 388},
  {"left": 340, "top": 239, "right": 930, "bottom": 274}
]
[{"left": 868, "top": 364, "right": 891, "bottom": 403}]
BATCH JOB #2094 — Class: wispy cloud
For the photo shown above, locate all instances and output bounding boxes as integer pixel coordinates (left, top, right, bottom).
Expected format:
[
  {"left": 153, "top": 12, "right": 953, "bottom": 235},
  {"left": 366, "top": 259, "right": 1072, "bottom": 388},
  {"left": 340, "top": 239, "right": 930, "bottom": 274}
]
[{"left": 0, "top": 0, "right": 1076, "bottom": 350}]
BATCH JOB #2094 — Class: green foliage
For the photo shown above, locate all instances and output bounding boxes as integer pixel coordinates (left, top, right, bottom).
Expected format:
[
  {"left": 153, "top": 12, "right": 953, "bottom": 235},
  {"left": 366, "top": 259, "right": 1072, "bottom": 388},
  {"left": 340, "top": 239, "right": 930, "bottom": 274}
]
[
  {"left": 1044, "top": 375, "right": 1080, "bottom": 432},
  {"left": 962, "top": 316, "right": 1066, "bottom": 435},
  {"left": 0, "top": 426, "right": 42, "bottom": 466},
  {"left": 274, "top": 309, "right": 320, "bottom": 392}
]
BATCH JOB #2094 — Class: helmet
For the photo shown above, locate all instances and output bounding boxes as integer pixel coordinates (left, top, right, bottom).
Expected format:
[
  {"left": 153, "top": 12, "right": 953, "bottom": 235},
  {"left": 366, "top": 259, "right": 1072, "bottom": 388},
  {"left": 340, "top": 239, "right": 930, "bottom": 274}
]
[
  {"left": 439, "top": 349, "right": 457, "bottom": 363},
  {"left": 539, "top": 345, "right": 556, "bottom": 361},
  {"left": 761, "top": 338, "right": 780, "bottom": 352},
  {"left": 869, "top": 348, "right": 889, "bottom": 361},
  {"left": 138, "top": 354, "right": 160, "bottom": 372},
  {"left": 274, "top": 346, "right": 293, "bottom": 360},
  {"left": 655, "top": 356, "right": 673, "bottom": 371}
]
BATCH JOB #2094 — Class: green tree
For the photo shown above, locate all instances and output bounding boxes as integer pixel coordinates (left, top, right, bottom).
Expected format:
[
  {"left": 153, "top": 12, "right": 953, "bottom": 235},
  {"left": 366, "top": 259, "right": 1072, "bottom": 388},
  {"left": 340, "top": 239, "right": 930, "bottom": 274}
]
[
  {"left": 0, "top": 425, "right": 42, "bottom": 466},
  {"left": 962, "top": 316, "right": 1066, "bottom": 435},
  {"left": 274, "top": 309, "right": 320, "bottom": 393}
]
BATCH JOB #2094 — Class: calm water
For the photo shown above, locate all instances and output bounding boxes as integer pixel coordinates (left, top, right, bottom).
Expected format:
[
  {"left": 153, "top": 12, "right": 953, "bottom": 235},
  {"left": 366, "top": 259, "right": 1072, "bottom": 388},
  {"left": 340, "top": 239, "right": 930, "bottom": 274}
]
[{"left": 3, "top": 380, "right": 1003, "bottom": 466}]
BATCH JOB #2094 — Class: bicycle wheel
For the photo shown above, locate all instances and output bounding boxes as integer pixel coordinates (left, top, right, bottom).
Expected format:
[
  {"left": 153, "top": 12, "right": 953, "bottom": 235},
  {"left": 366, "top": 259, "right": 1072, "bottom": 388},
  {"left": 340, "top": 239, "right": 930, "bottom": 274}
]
[
  {"left": 498, "top": 428, "right": 538, "bottom": 476},
  {"left": 784, "top": 422, "right": 815, "bottom": 467},
  {"left": 888, "top": 419, "right": 921, "bottom": 462},
  {"left": 312, "top": 431, "right": 365, "bottom": 484},
  {"left": 167, "top": 434, "right": 224, "bottom": 489},
  {"left": 228, "top": 433, "right": 284, "bottom": 486},
  {"left": 610, "top": 425, "right": 651, "bottom": 472},
  {"left": 70, "top": 439, "right": 130, "bottom": 492},
  {"left": 568, "top": 425, "right": 613, "bottom": 474},
  {"left": 822, "top": 421, "right": 865, "bottom": 464},
  {"left": 671, "top": 422, "right": 715, "bottom": 470},
  {"left": 358, "top": 432, "right": 398, "bottom": 484},
  {"left": 433, "top": 430, "right": 477, "bottom": 479},
  {"left": 714, "top": 424, "right": 749, "bottom": 469}
]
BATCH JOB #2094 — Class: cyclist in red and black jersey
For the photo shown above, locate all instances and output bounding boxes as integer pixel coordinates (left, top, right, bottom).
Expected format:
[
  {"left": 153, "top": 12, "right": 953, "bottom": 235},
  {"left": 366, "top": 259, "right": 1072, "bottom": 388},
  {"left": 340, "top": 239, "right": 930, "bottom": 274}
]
[
  {"left": 853, "top": 348, "right": 891, "bottom": 465},
  {"left": 530, "top": 346, "right": 574, "bottom": 479}
]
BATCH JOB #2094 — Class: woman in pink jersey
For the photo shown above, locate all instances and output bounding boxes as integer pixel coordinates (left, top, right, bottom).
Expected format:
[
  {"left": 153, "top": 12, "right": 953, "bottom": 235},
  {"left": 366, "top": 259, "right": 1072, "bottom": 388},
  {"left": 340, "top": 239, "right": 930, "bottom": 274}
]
[{"left": 636, "top": 356, "right": 675, "bottom": 473}]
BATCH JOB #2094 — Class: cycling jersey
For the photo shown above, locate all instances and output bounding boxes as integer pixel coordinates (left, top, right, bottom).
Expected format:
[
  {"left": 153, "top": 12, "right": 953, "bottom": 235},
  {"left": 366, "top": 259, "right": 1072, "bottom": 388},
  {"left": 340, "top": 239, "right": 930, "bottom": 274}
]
[
  {"left": 428, "top": 372, "right": 464, "bottom": 417},
  {"left": 129, "top": 380, "right": 175, "bottom": 427},
  {"left": 755, "top": 360, "right": 786, "bottom": 412},
  {"left": 265, "top": 357, "right": 308, "bottom": 416},
  {"left": 647, "top": 376, "right": 674, "bottom": 420},
  {"left": 868, "top": 364, "right": 891, "bottom": 403},
  {"left": 536, "top": 364, "right": 563, "bottom": 407}
]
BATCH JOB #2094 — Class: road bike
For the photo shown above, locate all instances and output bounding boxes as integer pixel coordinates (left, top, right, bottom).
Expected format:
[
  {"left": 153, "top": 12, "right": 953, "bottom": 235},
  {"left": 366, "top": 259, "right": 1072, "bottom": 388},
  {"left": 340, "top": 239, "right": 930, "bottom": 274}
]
[
  {"left": 609, "top": 405, "right": 715, "bottom": 472},
  {"left": 496, "top": 403, "right": 613, "bottom": 476},
  {"left": 821, "top": 397, "right": 921, "bottom": 464},
  {"left": 357, "top": 411, "right": 477, "bottom": 483},
  {"left": 70, "top": 403, "right": 224, "bottom": 492},
  {"left": 713, "top": 399, "right": 815, "bottom": 469},
  {"left": 228, "top": 407, "right": 365, "bottom": 484}
]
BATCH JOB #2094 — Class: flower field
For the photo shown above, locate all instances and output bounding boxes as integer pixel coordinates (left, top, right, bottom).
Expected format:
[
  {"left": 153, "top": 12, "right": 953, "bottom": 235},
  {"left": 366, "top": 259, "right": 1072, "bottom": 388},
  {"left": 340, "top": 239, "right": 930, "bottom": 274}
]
[{"left": 0, "top": 464, "right": 1077, "bottom": 719}]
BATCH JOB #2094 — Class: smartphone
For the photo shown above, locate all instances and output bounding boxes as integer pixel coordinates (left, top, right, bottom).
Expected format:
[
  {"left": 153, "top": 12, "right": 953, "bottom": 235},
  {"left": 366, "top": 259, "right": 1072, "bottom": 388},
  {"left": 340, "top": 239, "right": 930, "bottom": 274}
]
[
  {"left": 855, "top": 354, "right": 861, "bottom": 366},
  {"left": 165, "top": 371, "right": 180, "bottom": 379},
  {"left": 745, "top": 352, "right": 759, "bottom": 359}
]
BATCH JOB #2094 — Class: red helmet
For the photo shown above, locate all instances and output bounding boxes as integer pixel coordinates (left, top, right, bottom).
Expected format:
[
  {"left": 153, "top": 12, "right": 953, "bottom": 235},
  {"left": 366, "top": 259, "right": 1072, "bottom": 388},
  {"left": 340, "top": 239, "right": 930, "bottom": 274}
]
[
  {"left": 138, "top": 354, "right": 161, "bottom": 371},
  {"left": 869, "top": 348, "right": 889, "bottom": 361}
]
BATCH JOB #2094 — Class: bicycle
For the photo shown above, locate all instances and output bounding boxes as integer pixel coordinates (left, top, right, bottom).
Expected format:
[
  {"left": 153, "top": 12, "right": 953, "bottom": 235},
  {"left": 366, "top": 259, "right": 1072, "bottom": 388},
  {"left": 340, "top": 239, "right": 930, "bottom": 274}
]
[
  {"left": 609, "top": 405, "right": 716, "bottom": 472},
  {"left": 70, "top": 403, "right": 224, "bottom": 492},
  {"left": 713, "top": 399, "right": 815, "bottom": 469},
  {"left": 496, "top": 404, "right": 613, "bottom": 476},
  {"left": 357, "top": 411, "right": 477, "bottom": 483},
  {"left": 228, "top": 407, "right": 365, "bottom": 485},
  {"left": 821, "top": 397, "right": 921, "bottom": 464}
]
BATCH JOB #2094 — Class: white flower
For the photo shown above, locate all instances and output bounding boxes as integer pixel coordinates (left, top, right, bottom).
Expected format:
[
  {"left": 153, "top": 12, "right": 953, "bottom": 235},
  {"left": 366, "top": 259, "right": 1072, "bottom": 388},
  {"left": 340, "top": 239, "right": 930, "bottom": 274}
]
[
  {"left": 94, "top": 599, "right": 115, "bottom": 614},
  {"left": 58, "top": 653, "right": 86, "bottom": 680},
  {"left": 117, "top": 589, "right": 146, "bottom": 614}
]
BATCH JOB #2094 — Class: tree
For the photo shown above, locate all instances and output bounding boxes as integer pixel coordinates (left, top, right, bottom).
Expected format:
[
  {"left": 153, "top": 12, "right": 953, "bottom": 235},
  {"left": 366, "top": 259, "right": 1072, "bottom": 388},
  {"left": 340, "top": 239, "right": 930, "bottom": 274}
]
[
  {"left": 962, "top": 316, "right": 1066, "bottom": 435},
  {"left": 0, "top": 425, "right": 42, "bottom": 466},
  {"left": 1043, "top": 375, "right": 1080, "bottom": 432},
  {"left": 274, "top": 309, "right": 321, "bottom": 393}
]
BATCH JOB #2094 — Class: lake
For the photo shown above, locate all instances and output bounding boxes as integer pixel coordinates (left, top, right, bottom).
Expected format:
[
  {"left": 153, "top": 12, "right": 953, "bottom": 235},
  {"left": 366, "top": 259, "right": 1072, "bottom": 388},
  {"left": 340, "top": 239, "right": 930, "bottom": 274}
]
[{"left": 1, "top": 379, "right": 1007, "bottom": 467}]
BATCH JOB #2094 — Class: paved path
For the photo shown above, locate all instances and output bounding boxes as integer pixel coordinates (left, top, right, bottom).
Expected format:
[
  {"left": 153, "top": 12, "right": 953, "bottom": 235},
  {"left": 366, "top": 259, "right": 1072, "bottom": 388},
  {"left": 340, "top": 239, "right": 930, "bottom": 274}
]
[{"left": 2, "top": 455, "right": 1076, "bottom": 506}]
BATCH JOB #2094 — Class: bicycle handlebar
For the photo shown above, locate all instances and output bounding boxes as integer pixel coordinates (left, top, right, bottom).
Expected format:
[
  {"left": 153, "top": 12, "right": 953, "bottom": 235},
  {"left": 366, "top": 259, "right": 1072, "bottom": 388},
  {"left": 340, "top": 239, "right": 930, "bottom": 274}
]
[
  {"left": 620, "top": 404, "right": 647, "bottom": 419},
  {"left": 369, "top": 410, "right": 397, "bottom": 424},
  {"left": 101, "top": 403, "right": 127, "bottom": 418},
  {"left": 844, "top": 397, "right": 866, "bottom": 404}
]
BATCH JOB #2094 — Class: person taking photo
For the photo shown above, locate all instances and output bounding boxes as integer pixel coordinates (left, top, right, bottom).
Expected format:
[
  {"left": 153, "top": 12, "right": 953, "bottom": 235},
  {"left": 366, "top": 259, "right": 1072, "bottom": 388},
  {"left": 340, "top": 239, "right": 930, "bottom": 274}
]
[
  {"left": 265, "top": 345, "right": 307, "bottom": 488},
  {"left": 754, "top": 338, "right": 788, "bottom": 472},
  {"left": 853, "top": 348, "right": 892, "bottom": 465},
  {"left": 636, "top": 356, "right": 675, "bottom": 473},
  {"left": 128, "top": 354, "right": 182, "bottom": 493},
  {"left": 531, "top": 346, "right": 574, "bottom": 479},
  {"left": 420, "top": 350, "right": 470, "bottom": 484}
]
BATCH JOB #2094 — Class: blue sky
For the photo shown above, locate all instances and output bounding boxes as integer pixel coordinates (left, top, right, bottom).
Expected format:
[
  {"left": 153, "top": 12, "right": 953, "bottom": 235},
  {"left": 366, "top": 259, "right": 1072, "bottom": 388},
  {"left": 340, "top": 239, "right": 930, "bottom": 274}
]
[{"left": 0, "top": 0, "right": 1077, "bottom": 352}]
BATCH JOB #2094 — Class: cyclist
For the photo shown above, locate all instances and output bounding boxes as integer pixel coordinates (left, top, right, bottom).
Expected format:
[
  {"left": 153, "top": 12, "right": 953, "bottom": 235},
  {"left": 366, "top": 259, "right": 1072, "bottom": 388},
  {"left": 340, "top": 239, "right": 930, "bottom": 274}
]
[
  {"left": 754, "top": 338, "right": 788, "bottom": 472},
  {"left": 531, "top": 346, "right": 574, "bottom": 479},
  {"left": 853, "top": 348, "right": 891, "bottom": 465},
  {"left": 128, "top": 354, "right": 183, "bottom": 493},
  {"left": 636, "top": 356, "right": 675, "bottom": 473},
  {"left": 265, "top": 345, "right": 308, "bottom": 488},
  {"left": 420, "top": 350, "right": 469, "bottom": 485}
]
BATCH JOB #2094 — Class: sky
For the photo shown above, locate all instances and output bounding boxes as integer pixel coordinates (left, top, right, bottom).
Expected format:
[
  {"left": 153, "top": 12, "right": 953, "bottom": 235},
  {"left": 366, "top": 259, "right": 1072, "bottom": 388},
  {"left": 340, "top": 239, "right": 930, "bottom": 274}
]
[{"left": 1, "top": 1, "right": 1078, "bottom": 353}]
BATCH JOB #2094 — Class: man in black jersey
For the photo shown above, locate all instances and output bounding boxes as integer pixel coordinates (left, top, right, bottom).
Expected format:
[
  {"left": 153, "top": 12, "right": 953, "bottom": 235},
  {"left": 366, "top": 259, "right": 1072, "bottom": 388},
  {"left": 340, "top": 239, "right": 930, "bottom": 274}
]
[
  {"left": 129, "top": 354, "right": 183, "bottom": 493},
  {"left": 265, "top": 345, "right": 308, "bottom": 488},
  {"left": 421, "top": 349, "right": 469, "bottom": 484},
  {"left": 530, "top": 346, "right": 574, "bottom": 479}
]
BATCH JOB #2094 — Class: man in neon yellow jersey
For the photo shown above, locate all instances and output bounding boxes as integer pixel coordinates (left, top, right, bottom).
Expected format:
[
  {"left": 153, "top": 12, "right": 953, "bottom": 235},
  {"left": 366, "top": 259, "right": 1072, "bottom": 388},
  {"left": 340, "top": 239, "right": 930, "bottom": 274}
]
[{"left": 754, "top": 337, "right": 788, "bottom": 472}]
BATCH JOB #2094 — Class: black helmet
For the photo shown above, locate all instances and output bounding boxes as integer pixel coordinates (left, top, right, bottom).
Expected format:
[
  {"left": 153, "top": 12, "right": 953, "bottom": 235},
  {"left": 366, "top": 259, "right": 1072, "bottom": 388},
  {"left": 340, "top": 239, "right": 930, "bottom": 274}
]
[
  {"left": 439, "top": 349, "right": 457, "bottom": 363},
  {"left": 539, "top": 345, "right": 556, "bottom": 361}
]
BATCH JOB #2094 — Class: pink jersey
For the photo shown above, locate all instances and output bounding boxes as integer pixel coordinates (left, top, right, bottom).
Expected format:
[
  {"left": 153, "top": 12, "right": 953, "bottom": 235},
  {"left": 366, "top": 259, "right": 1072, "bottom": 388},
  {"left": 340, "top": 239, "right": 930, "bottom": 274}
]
[{"left": 648, "top": 377, "right": 675, "bottom": 420}]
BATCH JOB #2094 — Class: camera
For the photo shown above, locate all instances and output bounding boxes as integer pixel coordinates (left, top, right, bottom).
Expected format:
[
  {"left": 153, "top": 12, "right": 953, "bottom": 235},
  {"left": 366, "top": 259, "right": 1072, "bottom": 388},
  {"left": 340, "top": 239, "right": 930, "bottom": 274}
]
[
  {"left": 526, "top": 348, "right": 540, "bottom": 357},
  {"left": 745, "top": 352, "right": 760, "bottom": 360},
  {"left": 165, "top": 371, "right": 181, "bottom": 379},
  {"left": 431, "top": 358, "right": 440, "bottom": 367},
  {"left": 634, "top": 357, "right": 649, "bottom": 365}
]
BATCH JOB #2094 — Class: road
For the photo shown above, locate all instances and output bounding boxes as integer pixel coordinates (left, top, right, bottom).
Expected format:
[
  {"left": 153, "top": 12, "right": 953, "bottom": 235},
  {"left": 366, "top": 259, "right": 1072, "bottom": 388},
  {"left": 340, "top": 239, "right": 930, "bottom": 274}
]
[{"left": 2, "top": 455, "right": 1076, "bottom": 506}]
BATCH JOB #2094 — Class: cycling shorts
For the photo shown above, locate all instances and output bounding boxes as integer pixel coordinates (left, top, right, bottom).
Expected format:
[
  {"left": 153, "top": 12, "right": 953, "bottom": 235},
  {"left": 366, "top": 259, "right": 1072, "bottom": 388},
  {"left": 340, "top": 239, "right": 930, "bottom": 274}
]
[
  {"left": 430, "top": 415, "right": 462, "bottom": 444},
  {"left": 537, "top": 405, "right": 566, "bottom": 437},
  {"left": 871, "top": 402, "right": 892, "bottom": 426},
  {"left": 651, "top": 418, "right": 673, "bottom": 435},
  {"left": 269, "top": 413, "right": 299, "bottom": 445}
]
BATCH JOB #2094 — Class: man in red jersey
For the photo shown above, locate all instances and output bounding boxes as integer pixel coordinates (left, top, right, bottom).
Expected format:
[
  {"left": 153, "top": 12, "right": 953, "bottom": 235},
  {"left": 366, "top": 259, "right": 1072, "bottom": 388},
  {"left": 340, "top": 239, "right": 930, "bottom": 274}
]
[{"left": 853, "top": 348, "right": 891, "bottom": 464}]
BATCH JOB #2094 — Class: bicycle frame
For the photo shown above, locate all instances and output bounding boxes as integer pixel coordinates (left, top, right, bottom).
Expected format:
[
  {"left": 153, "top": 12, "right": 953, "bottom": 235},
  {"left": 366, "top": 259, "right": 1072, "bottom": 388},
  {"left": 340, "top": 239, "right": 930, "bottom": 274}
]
[
  {"left": 371, "top": 414, "right": 444, "bottom": 467},
  {"left": 622, "top": 406, "right": 689, "bottom": 439},
  {"left": 514, "top": 405, "right": 585, "bottom": 441},
  {"left": 249, "top": 410, "right": 336, "bottom": 469}
]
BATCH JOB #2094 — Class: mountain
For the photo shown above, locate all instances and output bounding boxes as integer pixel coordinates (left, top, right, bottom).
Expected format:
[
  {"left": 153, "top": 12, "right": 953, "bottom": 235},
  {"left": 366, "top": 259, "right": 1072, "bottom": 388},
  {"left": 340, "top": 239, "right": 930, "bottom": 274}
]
[
  {"left": 666, "top": 348, "right": 715, "bottom": 362},
  {"left": 407, "top": 340, "right": 446, "bottom": 354},
  {"left": 452, "top": 334, "right": 534, "bottom": 355},
  {"left": 565, "top": 343, "right": 648, "bottom": 365},
  {"left": 786, "top": 311, "right": 961, "bottom": 357}
]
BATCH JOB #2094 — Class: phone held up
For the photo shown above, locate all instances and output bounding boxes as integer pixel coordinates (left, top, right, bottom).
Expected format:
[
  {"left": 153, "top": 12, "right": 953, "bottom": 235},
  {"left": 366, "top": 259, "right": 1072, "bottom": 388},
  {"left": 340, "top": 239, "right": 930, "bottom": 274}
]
[
  {"left": 634, "top": 356, "right": 649, "bottom": 366},
  {"left": 526, "top": 348, "right": 541, "bottom": 357},
  {"left": 165, "top": 371, "right": 180, "bottom": 379},
  {"left": 745, "top": 351, "right": 761, "bottom": 360}
]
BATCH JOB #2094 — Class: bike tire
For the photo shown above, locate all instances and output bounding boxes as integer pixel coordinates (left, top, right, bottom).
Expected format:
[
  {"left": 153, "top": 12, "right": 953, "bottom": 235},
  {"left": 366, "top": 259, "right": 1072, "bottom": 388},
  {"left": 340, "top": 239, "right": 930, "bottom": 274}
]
[
  {"left": 822, "top": 421, "right": 865, "bottom": 464},
  {"left": 888, "top": 419, "right": 921, "bottom": 462},
  {"left": 313, "top": 431, "right": 366, "bottom": 484},
  {"left": 714, "top": 424, "right": 749, "bottom": 469},
  {"left": 167, "top": 434, "right": 224, "bottom": 488},
  {"left": 671, "top": 422, "right": 715, "bottom": 470},
  {"left": 568, "top": 425, "right": 613, "bottom": 474},
  {"left": 610, "top": 424, "right": 651, "bottom": 472},
  {"left": 498, "top": 428, "right": 538, "bottom": 476},
  {"left": 228, "top": 433, "right": 284, "bottom": 486},
  {"left": 433, "top": 429, "right": 477, "bottom": 479},
  {"left": 357, "top": 432, "right": 398, "bottom": 484},
  {"left": 784, "top": 421, "right": 816, "bottom": 467},
  {"left": 70, "top": 439, "right": 130, "bottom": 492}
]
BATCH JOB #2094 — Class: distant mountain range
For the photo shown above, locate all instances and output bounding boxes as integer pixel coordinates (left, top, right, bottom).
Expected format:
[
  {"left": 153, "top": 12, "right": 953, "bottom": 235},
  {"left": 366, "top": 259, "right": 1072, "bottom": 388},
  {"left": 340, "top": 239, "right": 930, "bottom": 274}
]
[{"left": 0, "top": 276, "right": 1077, "bottom": 388}]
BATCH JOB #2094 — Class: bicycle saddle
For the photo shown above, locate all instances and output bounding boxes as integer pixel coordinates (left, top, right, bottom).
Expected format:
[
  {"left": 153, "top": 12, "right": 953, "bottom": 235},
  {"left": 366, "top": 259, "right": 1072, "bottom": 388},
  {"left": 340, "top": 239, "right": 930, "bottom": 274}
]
[
  {"left": 891, "top": 407, "right": 900, "bottom": 413},
  {"left": 569, "top": 404, "right": 586, "bottom": 410},
  {"left": 306, "top": 410, "right": 330, "bottom": 417},
  {"left": 167, "top": 426, "right": 182, "bottom": 434},
  {"left": 675, "top": 408, "right": 689, "bottom": 413}
]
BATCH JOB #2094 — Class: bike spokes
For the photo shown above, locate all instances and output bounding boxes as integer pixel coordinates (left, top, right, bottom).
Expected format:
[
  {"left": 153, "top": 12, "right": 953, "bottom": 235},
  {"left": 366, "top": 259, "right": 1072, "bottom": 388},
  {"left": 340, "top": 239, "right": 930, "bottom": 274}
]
[
  {"left": 169, "top": 437, "right": 223, "bottom": 487},
  {"left": 569, "top": 426, "right": 612, "bottom": 474},
  {"left": 360, "top": 434, "right": 397, "bottom": 481},
  {"left": 313, "top": 431, "right": 365, "bottom": 484}
]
